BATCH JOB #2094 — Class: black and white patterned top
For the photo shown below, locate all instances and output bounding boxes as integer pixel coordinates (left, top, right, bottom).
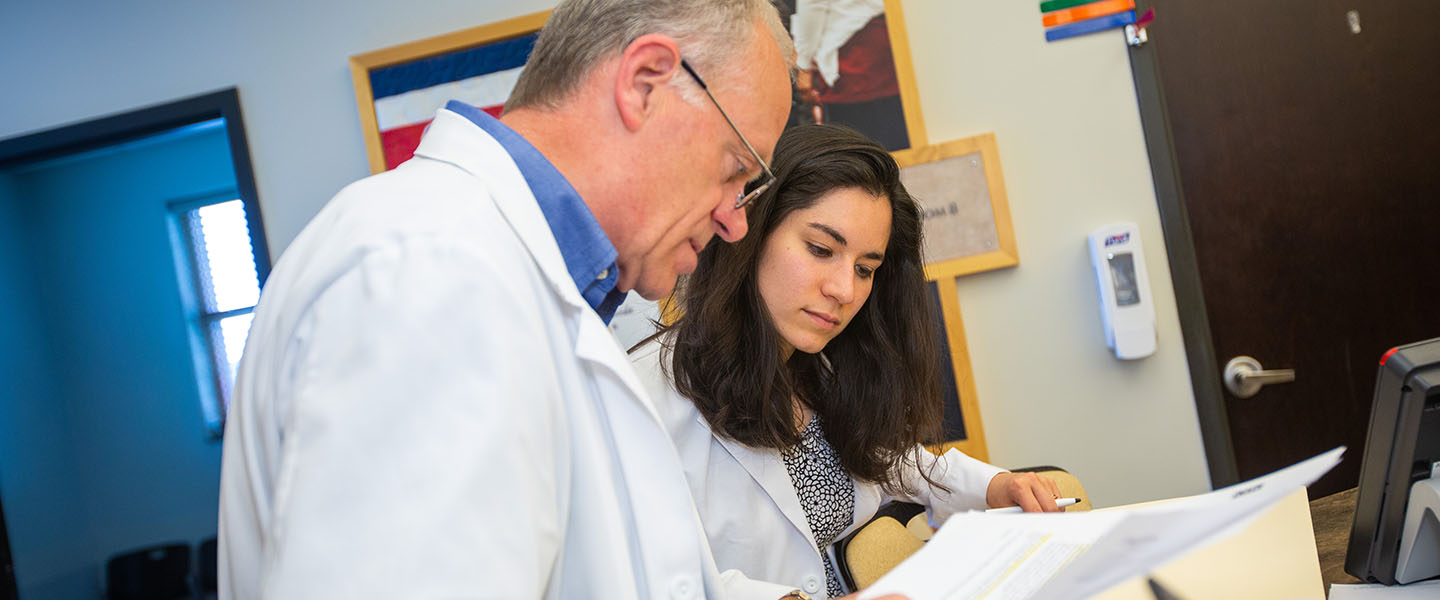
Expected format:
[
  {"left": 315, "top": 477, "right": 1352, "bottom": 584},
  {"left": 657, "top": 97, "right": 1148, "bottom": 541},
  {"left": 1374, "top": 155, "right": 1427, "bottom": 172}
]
[{"left": 781, "top": 415, "right": 856, "bottom": 599}]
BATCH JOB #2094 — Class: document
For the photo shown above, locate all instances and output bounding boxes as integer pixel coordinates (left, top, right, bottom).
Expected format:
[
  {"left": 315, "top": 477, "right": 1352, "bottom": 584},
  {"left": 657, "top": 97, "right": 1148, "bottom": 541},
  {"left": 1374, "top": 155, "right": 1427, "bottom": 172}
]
[{"left": 859, "top": 447, "right": 1345, "bottom": 600}]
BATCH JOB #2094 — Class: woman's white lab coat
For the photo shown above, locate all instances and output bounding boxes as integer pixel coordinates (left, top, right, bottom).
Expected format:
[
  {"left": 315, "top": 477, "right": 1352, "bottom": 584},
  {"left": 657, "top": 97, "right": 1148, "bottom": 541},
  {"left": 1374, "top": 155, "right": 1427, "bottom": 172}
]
[
  {"left": 630, "top": 338, "right": 1005, "bottom": 598},
  {"left": 218, "top": 108, "right": 793, "bottom": 600}
]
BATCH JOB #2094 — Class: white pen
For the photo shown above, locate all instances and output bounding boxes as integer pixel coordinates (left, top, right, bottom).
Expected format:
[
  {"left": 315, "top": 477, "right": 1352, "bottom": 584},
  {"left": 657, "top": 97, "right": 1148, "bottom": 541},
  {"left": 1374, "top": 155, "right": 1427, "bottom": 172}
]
[{"left": 985, "top": 497, "right": 1080, "bottom": 513}]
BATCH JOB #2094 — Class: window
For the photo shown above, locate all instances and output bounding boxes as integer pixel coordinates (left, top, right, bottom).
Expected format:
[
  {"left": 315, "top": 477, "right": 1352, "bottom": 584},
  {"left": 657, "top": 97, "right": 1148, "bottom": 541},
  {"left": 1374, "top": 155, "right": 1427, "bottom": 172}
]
[{"left": 171, "top": 194, "right": 261, "bottom": 434}]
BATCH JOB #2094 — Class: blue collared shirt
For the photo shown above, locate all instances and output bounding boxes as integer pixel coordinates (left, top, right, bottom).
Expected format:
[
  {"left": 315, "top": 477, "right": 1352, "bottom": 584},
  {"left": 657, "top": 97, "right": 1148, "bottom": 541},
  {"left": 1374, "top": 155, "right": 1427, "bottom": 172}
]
[{"left": 444, "top": 100, "right": 626, "bottom": 323}]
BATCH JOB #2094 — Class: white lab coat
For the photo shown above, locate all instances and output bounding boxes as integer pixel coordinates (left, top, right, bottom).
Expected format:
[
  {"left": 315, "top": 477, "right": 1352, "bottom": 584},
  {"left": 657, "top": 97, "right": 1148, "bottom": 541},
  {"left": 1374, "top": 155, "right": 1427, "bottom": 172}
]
[
  {"left": 630, "top": 338, "right": 1005, "bottom": 598},
  {"left": 218, "top": 108, "right": 794, "bottom": 600}
]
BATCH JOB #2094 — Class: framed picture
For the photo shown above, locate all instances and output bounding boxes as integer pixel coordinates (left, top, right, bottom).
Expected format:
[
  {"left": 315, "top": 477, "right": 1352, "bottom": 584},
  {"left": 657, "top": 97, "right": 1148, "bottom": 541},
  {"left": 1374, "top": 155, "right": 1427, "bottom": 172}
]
[
  {"left": 775, "top": 0, "right": 927, "bottom": 151},
  {"left": 900, "top": 133, "right": 1016, "bottom": 461},
  {"left": 349, "top": 10, "right": 550, "bottom": 174},
  {"left": 929, "top": 279, "right": 988, "bottom": 461},
  {"left": 893, "top": 132, "right": 1018, "bottom": 281}
]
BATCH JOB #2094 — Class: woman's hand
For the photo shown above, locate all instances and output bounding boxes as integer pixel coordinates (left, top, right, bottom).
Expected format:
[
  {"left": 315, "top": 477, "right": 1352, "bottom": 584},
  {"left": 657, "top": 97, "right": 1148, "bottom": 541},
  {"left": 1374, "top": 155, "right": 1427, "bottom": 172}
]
[{"left": 985, "top": 472, "right": 1064, "bottom": 512}]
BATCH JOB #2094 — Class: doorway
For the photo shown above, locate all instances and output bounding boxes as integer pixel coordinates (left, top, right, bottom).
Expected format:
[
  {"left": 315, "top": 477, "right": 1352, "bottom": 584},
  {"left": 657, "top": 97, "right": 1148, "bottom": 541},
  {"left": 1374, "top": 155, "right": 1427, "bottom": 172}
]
[
  {"left": 1130, "top": 2, "right": 1440, "bottom": 496},
  {"left": 0, "top": 89, "right": 268, "bottom": 598}
]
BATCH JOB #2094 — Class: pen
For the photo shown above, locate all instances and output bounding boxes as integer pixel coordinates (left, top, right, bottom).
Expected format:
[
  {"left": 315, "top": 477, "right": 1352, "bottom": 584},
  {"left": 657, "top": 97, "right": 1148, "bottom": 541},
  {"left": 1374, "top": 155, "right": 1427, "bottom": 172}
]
[
  {"left": 985, "top": 497, "right": 1080, "bottom": 513},
  {"left": 1146, "top": 576, "right": 1186, "bottom": 600}
]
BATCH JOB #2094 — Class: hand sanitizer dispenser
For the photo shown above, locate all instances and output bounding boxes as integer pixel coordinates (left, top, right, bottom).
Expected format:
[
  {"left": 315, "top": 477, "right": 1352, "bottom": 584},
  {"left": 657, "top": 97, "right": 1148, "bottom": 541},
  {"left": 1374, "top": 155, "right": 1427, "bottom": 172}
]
[{"left": 1088, "top": 223, "right": 1156, "bottom": 359}]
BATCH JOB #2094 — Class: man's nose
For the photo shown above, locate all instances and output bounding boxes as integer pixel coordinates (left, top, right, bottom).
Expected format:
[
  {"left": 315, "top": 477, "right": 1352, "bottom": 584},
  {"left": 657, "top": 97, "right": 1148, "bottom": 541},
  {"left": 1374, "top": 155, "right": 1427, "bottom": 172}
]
[{"left": 711, "top": 194, "right": 749, "bottom": 242}]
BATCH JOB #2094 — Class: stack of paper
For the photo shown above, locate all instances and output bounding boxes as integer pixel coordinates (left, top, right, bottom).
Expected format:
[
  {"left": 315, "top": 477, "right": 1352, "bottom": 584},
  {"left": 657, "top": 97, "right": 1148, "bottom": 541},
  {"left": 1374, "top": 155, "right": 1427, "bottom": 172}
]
[{"left": 860, "top": 447, "right": 1346, "bottom": 600}]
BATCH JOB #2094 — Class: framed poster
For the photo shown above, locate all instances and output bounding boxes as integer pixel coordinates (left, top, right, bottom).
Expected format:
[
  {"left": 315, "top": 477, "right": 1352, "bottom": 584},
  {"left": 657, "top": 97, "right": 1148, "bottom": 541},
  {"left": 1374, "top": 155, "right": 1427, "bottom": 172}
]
[
  {"left": 892, "top": 132, "right": 1018, "bottom": 281},
  {"left": 349, "top": 11, "right": 550, "bottom": 174},
  {"left": 775, "top": 0, "right": 927, "bottom": 151},
  {"left": 930, "top": 279, "right": 988, "bottom": 461}
]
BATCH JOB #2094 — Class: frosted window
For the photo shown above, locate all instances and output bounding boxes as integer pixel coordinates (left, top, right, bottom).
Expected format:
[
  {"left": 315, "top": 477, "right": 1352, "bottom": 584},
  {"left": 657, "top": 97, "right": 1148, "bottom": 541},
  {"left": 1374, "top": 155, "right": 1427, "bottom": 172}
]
[
  {"left": 174, "top": 196, "right": 262, "bottom": 434},
  {"left": 196, "top": 201, "right": 260, "bottom": 312}
]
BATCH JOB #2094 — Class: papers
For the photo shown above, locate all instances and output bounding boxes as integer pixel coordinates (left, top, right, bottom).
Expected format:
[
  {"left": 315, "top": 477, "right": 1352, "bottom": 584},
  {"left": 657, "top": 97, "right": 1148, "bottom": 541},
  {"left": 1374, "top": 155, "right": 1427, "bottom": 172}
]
[{"left": 860, "top": 447, "right": 1345, "bottom": 600}]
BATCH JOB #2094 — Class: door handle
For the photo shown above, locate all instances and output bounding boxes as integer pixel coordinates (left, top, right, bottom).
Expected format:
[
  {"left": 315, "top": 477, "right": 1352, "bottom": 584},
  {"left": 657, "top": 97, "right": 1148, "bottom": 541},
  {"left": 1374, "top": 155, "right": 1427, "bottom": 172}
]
[{"left": 1224, "top": 356, "right": 1296, "bottom": 398}]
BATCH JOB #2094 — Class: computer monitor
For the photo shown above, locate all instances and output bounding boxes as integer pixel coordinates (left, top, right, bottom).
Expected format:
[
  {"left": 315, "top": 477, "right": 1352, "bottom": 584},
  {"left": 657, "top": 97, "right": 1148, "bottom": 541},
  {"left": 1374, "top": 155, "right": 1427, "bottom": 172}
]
[{"left": 1345, "top": 337, "right": 1440, "bottom": 584}]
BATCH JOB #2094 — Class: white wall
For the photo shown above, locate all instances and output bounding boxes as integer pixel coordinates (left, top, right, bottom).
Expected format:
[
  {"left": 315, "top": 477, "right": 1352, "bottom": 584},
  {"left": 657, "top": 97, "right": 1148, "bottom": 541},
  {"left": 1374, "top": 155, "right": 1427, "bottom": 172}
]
[
  {"left": 901, "top": 1, "right": 1210, "bottom": 506},
  {"left": 0, "top": 0, "right": 1211, "bottom": 506}
]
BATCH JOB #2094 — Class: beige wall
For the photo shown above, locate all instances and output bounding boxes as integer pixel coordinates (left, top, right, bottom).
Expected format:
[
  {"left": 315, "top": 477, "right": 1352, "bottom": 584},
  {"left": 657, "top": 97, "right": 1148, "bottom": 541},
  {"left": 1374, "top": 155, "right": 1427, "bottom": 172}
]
[
  {"left": 900, "top": 1, "right": 1211, "bottom": 506},
  {"left": 0, "top": 0, "right": 1215, "bottom": 507}
]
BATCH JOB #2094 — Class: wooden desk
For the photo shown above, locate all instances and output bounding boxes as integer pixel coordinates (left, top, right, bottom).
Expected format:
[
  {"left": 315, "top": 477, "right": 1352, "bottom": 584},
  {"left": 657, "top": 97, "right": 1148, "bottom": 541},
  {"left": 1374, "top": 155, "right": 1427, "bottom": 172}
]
[
  {"left": 1091, "top": 489, "right": 1327, "bottom": 599},
  {"left": 1310, "top": 487, "right": 1363, "bottom": 588}
]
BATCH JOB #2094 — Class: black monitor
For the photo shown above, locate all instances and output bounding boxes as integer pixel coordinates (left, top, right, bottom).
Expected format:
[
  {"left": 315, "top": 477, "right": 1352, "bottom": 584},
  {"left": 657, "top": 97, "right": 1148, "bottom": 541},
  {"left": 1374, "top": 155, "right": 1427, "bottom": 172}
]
[{"left": 1345, "top": 337, "right": 1440, "bottom": 584}]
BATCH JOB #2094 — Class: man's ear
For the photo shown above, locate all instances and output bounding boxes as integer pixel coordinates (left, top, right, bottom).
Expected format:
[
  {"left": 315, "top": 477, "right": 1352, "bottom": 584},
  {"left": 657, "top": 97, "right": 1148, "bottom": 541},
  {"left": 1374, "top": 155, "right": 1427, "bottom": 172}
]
[{"left": 613, "top": 33, "right": 683, "bottom": 133}]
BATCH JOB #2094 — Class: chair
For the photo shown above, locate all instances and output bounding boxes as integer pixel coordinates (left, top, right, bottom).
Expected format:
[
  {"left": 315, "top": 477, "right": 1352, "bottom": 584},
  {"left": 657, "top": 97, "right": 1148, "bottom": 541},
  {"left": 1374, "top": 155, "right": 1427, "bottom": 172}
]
[
  {"left": 833, "top": 466, "right": 1091, "bottom": 592},
  {"left": 196, "top": 537, "right": 218, "bottom": 597},
  {"left": 833, "top": 502, "right": 929, "bottom": 592},
  {"left": 105, "top": 543, "right": 191, "bottom": 600}
]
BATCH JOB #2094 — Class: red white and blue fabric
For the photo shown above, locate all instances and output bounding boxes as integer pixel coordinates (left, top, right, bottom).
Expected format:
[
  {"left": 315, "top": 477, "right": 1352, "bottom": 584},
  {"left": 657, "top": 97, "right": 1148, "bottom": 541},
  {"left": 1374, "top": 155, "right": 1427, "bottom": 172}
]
[{"left": 370, "top": 33, "right": 538, "bottom": 170}]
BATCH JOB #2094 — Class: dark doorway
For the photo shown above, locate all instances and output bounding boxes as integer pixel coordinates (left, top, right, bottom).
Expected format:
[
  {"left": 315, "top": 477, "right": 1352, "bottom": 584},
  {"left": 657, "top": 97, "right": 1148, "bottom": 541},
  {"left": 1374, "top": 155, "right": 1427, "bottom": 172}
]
[
  {"left": 1130, "top": 2, "right": 1440, "bottom": 497},
  {"left": 0, "top": 89, "right": 267, "bottom": 598}
]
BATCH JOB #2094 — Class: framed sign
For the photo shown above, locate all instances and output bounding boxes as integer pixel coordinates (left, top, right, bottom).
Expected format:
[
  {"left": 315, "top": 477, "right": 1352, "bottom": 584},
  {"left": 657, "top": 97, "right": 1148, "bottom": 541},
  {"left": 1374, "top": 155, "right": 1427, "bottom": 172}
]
[
  {"left": 775, "top": 0, "right": 927, "bottom": 151},
  {"left": 892, "top": 132, "right": 1018, "bottom": 281},
  {"left": 349, "top": 11, "right": 550, "bottom": 174}
]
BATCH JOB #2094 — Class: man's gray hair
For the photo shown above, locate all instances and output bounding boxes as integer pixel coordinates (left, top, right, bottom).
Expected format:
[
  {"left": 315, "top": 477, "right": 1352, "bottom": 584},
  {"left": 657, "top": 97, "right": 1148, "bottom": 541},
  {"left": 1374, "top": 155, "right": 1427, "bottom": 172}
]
[{"left": 506, "top": 0, "right": 794, "bottom": 112}]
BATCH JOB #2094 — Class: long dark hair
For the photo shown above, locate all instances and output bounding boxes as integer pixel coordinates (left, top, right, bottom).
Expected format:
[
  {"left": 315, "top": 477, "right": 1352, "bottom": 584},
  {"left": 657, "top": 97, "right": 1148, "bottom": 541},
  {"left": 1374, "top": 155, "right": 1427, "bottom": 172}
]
[{"left": 664, "top": 123, "right": 944, "bottom": 493}]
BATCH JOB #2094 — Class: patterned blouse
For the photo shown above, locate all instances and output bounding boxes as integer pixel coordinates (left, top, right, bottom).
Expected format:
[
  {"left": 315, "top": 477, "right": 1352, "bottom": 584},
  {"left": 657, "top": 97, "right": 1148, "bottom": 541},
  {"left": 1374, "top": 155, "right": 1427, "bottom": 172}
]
[{"left": 781, "top": 415, "right": 856, "bottom": 598}]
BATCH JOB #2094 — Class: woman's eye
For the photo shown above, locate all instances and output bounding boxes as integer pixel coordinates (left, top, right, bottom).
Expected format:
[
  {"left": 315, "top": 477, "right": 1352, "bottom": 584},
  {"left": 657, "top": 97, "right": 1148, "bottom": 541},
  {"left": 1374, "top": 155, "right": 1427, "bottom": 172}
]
[
  {"left": 855, "top": 265, "right": 875, "bottom": 279},
  {"left": 806, "top": 243, "right": 831, "bottom": 258}
]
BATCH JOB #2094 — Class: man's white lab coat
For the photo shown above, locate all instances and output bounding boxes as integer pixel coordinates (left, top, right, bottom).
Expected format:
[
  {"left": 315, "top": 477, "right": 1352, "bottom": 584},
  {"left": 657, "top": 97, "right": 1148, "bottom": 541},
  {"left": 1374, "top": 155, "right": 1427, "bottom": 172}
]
[{"left": 218, "top": 108, "right": 793, "bottom": 599}]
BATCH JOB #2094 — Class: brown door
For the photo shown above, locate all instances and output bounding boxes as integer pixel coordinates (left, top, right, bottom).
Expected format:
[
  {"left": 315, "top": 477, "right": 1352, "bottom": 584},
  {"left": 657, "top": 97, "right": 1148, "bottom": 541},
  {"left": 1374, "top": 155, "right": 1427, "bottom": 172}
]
[{"left": 1137, "top": 0, "right": 1440, "bottom": 497}]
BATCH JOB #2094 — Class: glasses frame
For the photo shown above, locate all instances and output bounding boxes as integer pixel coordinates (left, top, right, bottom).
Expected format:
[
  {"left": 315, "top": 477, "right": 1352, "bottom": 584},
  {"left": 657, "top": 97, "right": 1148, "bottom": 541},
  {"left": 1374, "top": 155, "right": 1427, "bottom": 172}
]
[{"left": 679, "top": 59, "right": 776, "bottom": 210}]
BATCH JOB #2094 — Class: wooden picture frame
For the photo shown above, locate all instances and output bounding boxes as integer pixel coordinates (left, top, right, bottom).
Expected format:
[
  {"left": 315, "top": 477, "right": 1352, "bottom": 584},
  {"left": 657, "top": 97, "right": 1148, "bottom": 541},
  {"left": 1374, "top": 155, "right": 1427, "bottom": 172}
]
[
  {"left": 892, "top": 132, "right": 1018, "bottom": 281},
  {"left": 349, "top": 11, "right": 550, "bottom": 174},
  {"left": 883, "top": 0, "right": 928, "bottom": 150},
  {"left": 930, "top": 280, "right": 988, "bottom": 462},
  {"left": 896, "top": 133, "right": 1016, "bottom": 462}
]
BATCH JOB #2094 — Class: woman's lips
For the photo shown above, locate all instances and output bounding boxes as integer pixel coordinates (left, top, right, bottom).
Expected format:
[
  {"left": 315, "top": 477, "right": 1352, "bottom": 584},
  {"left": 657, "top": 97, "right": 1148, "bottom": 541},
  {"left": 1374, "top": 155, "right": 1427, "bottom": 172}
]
[{"left": 804, "top": 309, "right": 839, "bottom": 328}]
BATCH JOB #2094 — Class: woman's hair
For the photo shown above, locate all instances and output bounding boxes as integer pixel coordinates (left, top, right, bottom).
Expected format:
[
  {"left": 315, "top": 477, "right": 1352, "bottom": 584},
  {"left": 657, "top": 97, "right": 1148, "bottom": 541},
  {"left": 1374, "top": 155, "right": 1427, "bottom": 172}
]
[
  {"left": 664, "top": 123, "right": 945, "bottom": 493},
  {"left": 506, "top": 0, "right": 793, "bottom": 112}
]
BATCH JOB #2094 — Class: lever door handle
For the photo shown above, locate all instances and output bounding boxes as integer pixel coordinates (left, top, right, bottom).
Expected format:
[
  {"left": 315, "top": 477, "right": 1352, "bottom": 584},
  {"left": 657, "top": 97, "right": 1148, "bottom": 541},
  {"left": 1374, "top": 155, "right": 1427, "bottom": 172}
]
[{"left": 1224, "top": 356, "right": 1295, "bottom": 399}]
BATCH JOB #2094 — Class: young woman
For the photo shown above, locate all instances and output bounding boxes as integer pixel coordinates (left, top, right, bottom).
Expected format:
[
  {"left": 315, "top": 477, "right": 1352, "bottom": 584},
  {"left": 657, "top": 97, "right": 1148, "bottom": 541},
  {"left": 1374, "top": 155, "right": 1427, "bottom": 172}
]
[{"left": 631, "top": 124, "right": 1062, "bottom": 598}]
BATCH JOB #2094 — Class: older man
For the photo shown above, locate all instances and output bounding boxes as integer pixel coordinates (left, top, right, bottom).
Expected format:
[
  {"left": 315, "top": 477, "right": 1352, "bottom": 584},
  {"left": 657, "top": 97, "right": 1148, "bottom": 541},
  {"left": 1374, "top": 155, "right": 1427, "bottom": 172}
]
[{"left": 218, "top": 0, "right": 796, "bottom": 597}]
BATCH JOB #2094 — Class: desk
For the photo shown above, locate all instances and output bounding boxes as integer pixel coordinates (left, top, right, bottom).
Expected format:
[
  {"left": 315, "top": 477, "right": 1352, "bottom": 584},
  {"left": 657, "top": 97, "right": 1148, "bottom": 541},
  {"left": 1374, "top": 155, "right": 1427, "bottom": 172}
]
[
  {"left": 1310, "top": 487, "right": 1363, "bottom": 588},
  {"left": 1091, "top": 489, "right": 1326, "bottom": 599}
]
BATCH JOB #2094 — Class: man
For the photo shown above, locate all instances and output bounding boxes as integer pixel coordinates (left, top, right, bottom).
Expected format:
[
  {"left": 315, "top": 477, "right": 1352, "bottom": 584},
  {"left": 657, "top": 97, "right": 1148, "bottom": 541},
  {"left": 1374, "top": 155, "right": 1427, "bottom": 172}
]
[{"left": 218, "top": 0, "right": 796, "bottom": 597}]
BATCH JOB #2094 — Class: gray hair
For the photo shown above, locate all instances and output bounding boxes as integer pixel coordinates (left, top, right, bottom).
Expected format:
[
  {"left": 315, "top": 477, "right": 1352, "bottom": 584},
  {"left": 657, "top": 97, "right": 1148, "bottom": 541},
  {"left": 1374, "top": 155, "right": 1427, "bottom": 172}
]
[{"left": 505, "top": 0, "right": 794, "bottom": 112}]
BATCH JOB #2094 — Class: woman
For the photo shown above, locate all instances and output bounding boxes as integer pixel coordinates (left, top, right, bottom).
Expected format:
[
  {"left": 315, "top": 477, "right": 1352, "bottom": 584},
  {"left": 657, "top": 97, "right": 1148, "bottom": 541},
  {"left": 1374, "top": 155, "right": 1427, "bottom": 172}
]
[{"left": 631, "top": 124, "right": 1062, "bottom": 598}]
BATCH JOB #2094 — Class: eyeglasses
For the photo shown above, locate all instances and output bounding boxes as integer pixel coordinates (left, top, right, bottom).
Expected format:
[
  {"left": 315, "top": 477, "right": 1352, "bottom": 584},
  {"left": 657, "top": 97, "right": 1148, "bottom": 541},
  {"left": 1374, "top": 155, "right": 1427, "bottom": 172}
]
[{"left": 680, "top": 59, "right": 776, "bottom": 210}]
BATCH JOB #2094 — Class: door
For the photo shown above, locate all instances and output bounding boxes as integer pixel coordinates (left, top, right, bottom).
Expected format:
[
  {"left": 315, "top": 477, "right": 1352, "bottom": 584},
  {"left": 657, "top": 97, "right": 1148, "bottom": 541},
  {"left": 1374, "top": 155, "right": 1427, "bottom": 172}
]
[{"left": 1134, "top": 1, "right": 1440, "bottom": 497}]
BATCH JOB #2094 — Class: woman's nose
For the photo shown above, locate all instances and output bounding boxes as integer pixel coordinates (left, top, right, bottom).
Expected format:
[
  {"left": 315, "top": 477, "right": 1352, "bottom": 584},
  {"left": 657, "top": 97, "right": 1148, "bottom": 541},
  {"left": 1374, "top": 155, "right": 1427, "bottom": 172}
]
[{"left": 822, "top": 265, "right": 855, "bottom": 304}]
